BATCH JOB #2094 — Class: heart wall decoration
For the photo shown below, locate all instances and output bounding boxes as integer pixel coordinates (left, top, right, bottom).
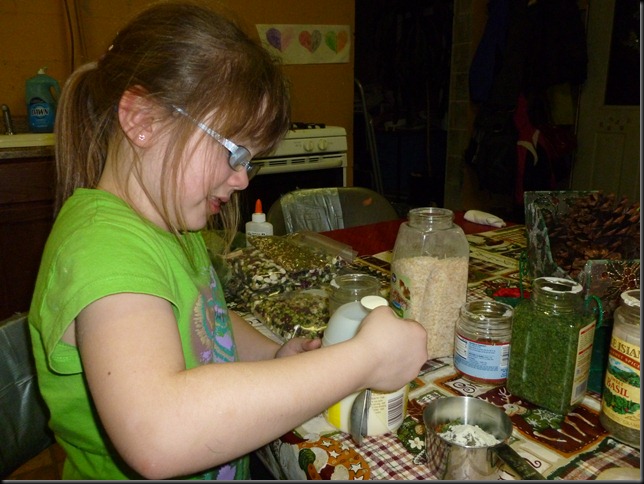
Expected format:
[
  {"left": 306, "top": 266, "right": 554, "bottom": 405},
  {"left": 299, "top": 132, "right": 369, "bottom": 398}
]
[
  {"left": 257, "top": 24, "right": 351, "bottom": 65},
  {"left": 299, "top": 30, "right": 322, "bottom": 53}
]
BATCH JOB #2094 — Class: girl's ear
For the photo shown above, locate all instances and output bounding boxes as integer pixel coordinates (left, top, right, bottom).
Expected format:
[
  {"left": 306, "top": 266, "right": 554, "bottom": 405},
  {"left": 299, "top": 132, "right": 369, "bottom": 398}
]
[{"left": 118, "top": 88, "right": 157, "bottom": 147}]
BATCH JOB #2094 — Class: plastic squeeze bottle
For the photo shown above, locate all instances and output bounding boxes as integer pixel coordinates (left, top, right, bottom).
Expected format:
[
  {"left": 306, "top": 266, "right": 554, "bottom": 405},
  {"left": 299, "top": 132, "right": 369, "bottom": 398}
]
[
  {"left": 322, "top": 295, "right": 409, "bottom": 436},
  {"left": 25, "top": 67, "right": 61, "bottom": 133},
  {"left": 245, "top": 199, "right": 273, "bottom": 244}
]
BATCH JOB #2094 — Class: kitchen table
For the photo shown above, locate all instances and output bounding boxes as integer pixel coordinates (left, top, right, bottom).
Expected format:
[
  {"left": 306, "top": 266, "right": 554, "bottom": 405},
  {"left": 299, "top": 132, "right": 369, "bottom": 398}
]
[{"left": 240, "top": 222, "right": 640, "bottom": 480}]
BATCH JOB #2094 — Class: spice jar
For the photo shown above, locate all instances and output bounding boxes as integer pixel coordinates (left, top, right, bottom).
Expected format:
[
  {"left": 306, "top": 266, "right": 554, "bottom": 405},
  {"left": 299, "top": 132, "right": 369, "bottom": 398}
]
[
  {"left": 599, "top": 289, "right": 640, "bottom": 448},
  {"left": 329, "top": 273, "right": 381, "bottom": 315},
  {"left": 390, "top": 207, "right": 469, "bottom": 359},
  {"left": 454, "top": 300, "right": 513, "bottom": 385},
  {"left": 507, "top": 277, "right": 597, "bottom": 415}
]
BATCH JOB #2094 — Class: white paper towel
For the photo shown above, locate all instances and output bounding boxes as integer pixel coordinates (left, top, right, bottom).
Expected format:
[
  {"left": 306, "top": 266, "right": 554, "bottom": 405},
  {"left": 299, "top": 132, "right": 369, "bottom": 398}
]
[{"left": 464, "top": 210, "right": 506, "bottom": 228}]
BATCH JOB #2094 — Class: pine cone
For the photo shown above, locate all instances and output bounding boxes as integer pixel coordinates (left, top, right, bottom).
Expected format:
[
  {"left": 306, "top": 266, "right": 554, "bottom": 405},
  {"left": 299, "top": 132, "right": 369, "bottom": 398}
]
[{"left": 544, "top": 192, "right": 640, "bottom": 278}]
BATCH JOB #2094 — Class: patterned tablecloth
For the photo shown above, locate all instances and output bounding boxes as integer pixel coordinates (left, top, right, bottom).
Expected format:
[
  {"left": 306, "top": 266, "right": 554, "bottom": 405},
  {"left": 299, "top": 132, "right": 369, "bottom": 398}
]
[{"left": 243, "top": 225, "right": 641, "bottom": 480}]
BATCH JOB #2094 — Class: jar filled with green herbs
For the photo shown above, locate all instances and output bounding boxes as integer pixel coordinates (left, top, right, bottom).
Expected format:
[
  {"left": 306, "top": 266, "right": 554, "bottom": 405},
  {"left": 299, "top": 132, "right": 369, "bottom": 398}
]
[{"left": 507, "top": 277, "right": 597, "bottom": 415}]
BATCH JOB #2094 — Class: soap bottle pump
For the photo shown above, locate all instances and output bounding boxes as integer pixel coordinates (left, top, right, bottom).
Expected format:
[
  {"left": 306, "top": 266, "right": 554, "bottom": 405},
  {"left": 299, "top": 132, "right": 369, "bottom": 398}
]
[
  {"left": 25, "top": 67, "right": 61, "bottom": 133},
  {"left": 245, "top": 199, "right": 273, "bottom": 245}
]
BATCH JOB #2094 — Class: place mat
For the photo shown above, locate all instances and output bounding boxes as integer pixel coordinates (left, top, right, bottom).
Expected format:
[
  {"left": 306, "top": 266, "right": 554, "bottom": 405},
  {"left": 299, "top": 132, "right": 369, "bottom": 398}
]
[
  {"left": 434, "top": 372, "right": 609, "bottom": 457},
  {"left": 331, "top": 431, "right": 433, "bottom": 480},
  {"left": 548, "top": 437, "right": 640, "bottom": 480}
]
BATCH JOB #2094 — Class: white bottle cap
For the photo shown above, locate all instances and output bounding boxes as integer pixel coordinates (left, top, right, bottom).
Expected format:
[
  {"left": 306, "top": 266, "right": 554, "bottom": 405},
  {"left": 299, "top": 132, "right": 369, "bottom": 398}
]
[
  {"left": 360, "top": 295, "right": 389, "bottom": 311},
  {"left": 252, "top": 212, "right": 266, "bottom": 223}
]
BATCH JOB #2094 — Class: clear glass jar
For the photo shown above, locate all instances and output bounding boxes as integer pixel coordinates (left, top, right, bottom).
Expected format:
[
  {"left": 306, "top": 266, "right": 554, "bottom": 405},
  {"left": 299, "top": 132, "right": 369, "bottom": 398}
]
[
  {"left": 329, "top": 273, "right": 381, "bottom": 315},
  {"left": 600, "top": 289, "right": 640, "bottom": 448},
  {"left": 454, "top": 299, "right": 513, "bottom": 385},
  {"left": 390, "top": 207, "right": 469, "bottom": 359},
  {"left": 507, "top": 277, "right": 596, "bottom": 415}
]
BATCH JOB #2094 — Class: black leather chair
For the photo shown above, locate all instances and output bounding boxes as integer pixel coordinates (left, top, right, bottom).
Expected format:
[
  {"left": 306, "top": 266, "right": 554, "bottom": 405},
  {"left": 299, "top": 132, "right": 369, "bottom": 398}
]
[
  {"left": 266, "top": 186, "right": 399, "bottom": 236},
  {"left": 0, "top": 312, "right": 55, "bottom": 478}
]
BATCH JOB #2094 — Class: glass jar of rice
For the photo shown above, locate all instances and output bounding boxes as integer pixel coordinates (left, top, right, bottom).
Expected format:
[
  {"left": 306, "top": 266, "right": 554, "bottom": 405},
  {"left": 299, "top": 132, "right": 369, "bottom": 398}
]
[{"left": 389, "top": 207, "right": 469, "bottom": 359}]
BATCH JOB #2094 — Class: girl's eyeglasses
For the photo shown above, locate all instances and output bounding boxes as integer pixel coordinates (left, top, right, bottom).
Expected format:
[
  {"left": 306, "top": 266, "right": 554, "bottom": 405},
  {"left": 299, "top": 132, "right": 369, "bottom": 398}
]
[{"left": 173, "top": 106, "right": 260, "bottom": 178}]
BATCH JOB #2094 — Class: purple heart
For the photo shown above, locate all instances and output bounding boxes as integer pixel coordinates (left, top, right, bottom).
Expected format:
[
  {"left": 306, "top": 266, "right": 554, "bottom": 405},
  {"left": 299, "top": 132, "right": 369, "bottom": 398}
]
[{"left": 266, "top": 28, "right": 282, "bottom": 51}]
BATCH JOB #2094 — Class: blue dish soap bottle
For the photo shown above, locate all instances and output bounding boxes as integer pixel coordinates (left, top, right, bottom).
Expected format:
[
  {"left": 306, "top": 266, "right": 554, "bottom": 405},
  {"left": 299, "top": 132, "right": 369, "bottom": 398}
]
[{"left": 25, "top": 67, "right": 61, "bottom": 133}]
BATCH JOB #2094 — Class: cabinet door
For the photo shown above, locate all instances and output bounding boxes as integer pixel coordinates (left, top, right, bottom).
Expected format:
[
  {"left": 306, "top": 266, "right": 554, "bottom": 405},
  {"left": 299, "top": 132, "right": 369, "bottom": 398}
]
[{"left": 0, "top": 158, "right": 55, "bottom": 319}]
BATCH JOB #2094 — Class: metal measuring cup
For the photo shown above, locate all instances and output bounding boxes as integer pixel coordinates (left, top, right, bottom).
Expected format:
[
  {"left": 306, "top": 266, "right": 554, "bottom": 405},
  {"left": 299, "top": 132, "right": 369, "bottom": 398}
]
[{"left": 423, "top": 396, "right": 545, "bottom": 480}]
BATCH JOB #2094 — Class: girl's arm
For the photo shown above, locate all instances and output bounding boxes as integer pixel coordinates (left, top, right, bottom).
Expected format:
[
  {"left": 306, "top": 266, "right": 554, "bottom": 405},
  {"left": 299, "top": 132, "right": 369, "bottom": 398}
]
[{"left": 76, "top": 292, "right": 426, "bottom": 480}]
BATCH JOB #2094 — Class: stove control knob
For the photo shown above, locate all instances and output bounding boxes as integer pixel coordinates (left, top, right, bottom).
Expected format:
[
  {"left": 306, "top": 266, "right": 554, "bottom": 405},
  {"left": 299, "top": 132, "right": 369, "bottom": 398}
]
[
  {"left": 317, "top": 139, "right": 328, "bottom": 151},
  {"left": 303, "top": 140, "right": 314, "bottom": 152}
]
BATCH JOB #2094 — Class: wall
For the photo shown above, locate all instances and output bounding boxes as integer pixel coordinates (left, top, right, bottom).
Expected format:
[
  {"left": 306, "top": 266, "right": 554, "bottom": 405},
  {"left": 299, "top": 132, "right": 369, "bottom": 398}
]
[{"left": 0, "top": 0, "right": 356, "bottom": 181}]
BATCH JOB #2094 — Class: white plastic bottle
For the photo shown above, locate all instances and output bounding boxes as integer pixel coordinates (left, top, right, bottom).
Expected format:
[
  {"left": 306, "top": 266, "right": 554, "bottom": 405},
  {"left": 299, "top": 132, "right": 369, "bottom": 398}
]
[
  {"left": 323, "top": 296, "right": 409, "bottom": 436},
  {"left": 245, "top": 199, "right": 273, "bottom": 245}
]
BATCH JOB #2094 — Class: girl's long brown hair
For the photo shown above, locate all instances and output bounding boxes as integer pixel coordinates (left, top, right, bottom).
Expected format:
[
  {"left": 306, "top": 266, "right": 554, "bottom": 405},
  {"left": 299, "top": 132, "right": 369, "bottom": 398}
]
[{"left": 55, "top": 0, "right": 290, "bottom": 252}]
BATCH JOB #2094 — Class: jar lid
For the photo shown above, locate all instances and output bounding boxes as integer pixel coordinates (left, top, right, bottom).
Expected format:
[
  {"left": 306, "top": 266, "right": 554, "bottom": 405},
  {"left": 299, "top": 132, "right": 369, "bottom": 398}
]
[
  {"left": 621, "top": 289, "right": 640, "bottom": 309},
  {"left": 535, "top": 276, "right": 583, "bottom": 295}
]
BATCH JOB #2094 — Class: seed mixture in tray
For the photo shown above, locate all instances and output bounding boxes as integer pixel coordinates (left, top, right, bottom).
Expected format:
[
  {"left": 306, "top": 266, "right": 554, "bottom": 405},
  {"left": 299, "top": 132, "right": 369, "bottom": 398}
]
[
  {"left": 224, "top": 236, "right": 346, "bottom": 311},
  {"left": 251, "top": 289, "right": 330, "bottom": 341}
]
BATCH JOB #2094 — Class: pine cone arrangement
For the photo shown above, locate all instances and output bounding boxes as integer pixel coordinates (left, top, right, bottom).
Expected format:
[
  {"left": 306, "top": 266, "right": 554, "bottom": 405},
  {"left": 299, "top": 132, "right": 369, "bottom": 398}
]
[{"left": 544, "top": 192, "right": 640, "bottom": 278}]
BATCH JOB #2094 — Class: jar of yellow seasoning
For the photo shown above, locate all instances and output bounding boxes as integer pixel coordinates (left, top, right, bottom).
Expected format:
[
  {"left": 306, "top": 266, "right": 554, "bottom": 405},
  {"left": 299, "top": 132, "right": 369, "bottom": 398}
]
[{"left": 599, "top": 289, "right": 640, "bottom": 448}]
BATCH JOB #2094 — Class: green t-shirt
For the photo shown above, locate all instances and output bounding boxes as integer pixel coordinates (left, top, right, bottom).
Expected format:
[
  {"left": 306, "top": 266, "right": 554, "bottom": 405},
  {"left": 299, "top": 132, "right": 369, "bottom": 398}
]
[{"left": 29, "top": 189, "right": 249, "bottom": 480}]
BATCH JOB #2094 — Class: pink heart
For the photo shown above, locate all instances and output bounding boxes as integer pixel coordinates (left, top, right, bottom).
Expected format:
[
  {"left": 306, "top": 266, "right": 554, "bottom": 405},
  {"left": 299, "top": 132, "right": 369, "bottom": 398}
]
[{"left": 281, "top": 27, "right": 294, "bottom": 50}]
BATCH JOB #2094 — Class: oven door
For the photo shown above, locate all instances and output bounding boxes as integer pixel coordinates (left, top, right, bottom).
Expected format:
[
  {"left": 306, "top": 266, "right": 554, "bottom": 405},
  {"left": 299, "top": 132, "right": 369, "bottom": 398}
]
[{"left": 241, "top": 153, "right": 347, "bottom": 221}]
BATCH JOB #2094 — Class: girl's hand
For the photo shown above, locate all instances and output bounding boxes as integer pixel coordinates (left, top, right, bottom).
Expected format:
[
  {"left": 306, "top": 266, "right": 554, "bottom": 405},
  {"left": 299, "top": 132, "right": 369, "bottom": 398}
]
[
  {"left": 276, "top": 337, "right": 322, "bottom": 358},
  {"left": 351, "top": 305, "right": 427, "bottom": 392}
]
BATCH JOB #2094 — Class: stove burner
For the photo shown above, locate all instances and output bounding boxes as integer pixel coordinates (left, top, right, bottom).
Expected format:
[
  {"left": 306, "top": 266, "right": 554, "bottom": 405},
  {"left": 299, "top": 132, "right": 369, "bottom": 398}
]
[{"left": 291, "top": 122, "right": 326, "bottom": 129}]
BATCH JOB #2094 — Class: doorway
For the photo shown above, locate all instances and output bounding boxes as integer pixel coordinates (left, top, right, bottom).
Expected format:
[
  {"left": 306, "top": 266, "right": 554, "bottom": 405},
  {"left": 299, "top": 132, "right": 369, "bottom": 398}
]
[
  {"left": 572, "top": 0, "right": 640, "bottom": 202},
  {"left": 353, "top": 0, "right": 454, "bottom": 210}
]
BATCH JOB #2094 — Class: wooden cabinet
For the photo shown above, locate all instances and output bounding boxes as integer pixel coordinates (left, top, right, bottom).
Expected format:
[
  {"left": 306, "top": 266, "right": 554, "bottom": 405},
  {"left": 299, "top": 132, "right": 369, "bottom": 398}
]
[{"left": 0, "top": 155, "right": 55, "bottom": 320}]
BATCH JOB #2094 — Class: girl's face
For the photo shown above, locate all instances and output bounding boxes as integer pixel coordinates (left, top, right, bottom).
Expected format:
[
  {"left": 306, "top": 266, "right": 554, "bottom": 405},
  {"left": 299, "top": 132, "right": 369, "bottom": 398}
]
[{"left": 177, "top": 129, "right": 252, "bottom": 231}]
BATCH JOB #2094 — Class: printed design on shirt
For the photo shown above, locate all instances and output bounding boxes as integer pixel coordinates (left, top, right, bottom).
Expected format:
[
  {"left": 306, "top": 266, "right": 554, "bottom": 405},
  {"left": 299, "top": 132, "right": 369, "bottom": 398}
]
[
  {"left": 192, "top": 266, "right": 236, "bottom": 364},
  {"left": 202, "top": 462, "right": 234, "bottom": 480}
]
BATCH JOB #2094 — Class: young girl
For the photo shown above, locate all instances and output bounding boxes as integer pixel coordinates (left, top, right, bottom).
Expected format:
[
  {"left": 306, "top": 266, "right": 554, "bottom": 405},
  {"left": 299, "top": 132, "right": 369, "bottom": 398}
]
[{"left": 28, "top": 1, "right": 427, "bottom": 480}]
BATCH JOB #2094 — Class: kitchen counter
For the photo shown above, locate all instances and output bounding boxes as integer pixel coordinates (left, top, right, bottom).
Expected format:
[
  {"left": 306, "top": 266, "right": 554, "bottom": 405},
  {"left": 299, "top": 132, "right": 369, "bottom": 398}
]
[{"left": 0, "top": 145, "right": 54, "bottom": 160}]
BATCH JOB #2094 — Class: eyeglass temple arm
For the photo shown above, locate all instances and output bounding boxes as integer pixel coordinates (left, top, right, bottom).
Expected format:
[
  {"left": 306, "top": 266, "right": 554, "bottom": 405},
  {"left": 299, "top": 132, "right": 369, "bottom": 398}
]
[{"left": 172, "top": 105, "right": 238, "bottom": 154}]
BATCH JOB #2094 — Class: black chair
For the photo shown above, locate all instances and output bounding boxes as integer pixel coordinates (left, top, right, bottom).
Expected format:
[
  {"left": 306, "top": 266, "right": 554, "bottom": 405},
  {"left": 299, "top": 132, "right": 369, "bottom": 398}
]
[
  {"left": 266, "top": 186, "right": 399, "bottom": 236},
  {"left": 0, "top": 312, "right": 55, "bottom": 478}
]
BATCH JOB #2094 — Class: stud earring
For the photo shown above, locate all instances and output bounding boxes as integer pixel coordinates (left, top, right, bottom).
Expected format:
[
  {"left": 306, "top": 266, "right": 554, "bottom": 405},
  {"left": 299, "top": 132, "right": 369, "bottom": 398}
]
[{"left": 138, "top": 133, "right": 146, "bottom": 141}]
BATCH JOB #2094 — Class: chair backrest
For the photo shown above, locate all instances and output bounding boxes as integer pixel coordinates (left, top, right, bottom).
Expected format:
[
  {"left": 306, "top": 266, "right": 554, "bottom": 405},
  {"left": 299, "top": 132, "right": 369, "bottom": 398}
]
[
  {"left": 0, "top": 313, "right": 55, "bottom": 478},
  {"left": 267, "top": 186, "right": 399, "bottom": 235}
]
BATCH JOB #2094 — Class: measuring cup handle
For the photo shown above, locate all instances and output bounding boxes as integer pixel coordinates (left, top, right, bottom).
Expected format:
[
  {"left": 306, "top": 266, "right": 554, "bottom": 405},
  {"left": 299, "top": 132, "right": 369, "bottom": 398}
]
[{"left": 494, "top": 443, "right": 546, "bottom": 480}]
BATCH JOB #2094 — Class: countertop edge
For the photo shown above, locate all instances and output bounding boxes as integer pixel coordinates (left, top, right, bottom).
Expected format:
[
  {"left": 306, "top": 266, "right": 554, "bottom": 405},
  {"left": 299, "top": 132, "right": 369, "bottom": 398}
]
[{"left": 0, "top": 146, "right": 55, "bottom": 160}]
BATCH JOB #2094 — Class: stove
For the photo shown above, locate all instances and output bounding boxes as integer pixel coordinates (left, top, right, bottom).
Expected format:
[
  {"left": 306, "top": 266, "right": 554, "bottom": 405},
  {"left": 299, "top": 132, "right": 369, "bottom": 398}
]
[
  {"left": 242, "top": 124, "right": 348, "bottom": 221},
  {"left": 253, "top": 125, "right": 347, "bottom": 177}
]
